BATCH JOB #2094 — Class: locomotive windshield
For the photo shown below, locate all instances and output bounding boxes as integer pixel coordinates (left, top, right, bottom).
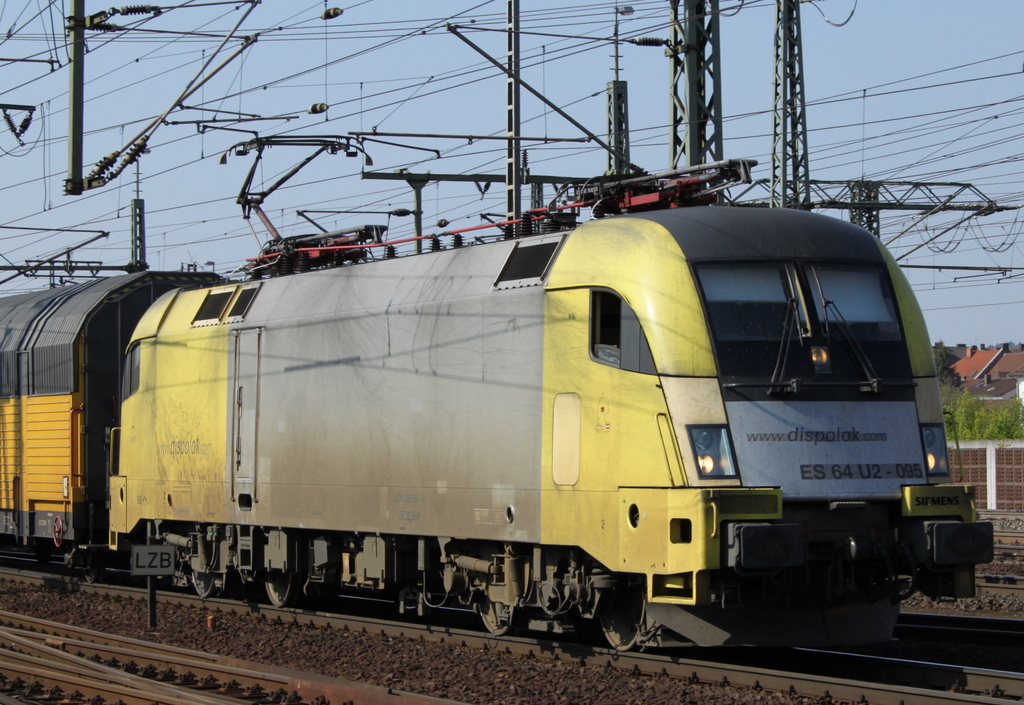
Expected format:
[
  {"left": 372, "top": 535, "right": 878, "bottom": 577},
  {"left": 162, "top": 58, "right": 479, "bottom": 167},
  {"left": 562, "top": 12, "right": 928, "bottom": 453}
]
[{"left": 695, "top": 262, "right": 911, "bottom": 384}]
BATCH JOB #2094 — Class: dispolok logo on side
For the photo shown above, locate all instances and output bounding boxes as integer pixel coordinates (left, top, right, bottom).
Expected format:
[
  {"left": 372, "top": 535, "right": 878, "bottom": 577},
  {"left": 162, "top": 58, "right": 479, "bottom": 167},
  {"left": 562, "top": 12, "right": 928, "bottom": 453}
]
[{"left": 158, "top": 436, "right": 214, "bottom": 456}]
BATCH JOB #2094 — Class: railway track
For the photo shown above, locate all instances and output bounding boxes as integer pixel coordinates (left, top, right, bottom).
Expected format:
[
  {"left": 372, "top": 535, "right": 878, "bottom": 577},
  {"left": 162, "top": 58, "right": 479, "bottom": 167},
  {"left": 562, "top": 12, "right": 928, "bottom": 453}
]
[
  {"left": 0, "top": 611, "right": 462, "bottom": 705},
  {"left": 993, "top": 542, "right": 1024, "bottom": 560},
  {"left": 979, "top": 511, "right": 1024, "bottom": 526},
  {"left": 897, "top": 611, "right": 1024, "bottom": 647},
  {"left": 0, "top": 565, "right": 1022, "bottom": 704},
  {"left": 978, "top": 573, "right": 1024, "bottom": 596}
]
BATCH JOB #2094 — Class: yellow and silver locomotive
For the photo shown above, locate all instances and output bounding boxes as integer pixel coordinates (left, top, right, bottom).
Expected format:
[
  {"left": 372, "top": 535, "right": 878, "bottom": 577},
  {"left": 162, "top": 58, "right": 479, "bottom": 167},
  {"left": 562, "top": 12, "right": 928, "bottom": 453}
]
[{"left": 108, "top": 166, "right": 992, "bottom": 647}]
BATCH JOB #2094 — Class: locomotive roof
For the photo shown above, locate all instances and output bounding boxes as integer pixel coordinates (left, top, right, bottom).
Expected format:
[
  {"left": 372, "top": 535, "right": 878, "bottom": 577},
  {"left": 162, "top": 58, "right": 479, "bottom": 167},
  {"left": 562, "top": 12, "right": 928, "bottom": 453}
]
[{"left": 625, "top": 206, "right": 883, "bottom": 263}]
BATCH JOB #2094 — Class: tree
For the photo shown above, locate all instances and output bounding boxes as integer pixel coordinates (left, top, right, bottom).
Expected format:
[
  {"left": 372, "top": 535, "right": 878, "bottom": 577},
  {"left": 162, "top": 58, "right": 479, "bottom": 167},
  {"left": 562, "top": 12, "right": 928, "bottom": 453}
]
[
  {"left": 943, "top": 388, "right": 1024, "bottom": 440},
  {"left": 933, "top": 341, "right": 960, "bottom": 388}
]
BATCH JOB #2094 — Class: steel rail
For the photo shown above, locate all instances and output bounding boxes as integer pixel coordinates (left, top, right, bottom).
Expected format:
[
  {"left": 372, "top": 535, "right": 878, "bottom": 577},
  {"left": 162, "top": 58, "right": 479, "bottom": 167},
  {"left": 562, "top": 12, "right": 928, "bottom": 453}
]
[
  {"left": 0, "top": 614, "right": 467, "bottom": 705},
  {"left": 897, "top": 611, "right": 1024, "bottom": 647},
  {"left": 992, "top": 542, "right": 1024, "bottom": 559},
  {"left": 0, "top": 647, "right": 233, "bottom": 705},
  {"left": 977, "top": 573, "right": 1024, "bottom": 596},
  {"left": 979, "top": 511, "right": 1024, "bottom": 525}
]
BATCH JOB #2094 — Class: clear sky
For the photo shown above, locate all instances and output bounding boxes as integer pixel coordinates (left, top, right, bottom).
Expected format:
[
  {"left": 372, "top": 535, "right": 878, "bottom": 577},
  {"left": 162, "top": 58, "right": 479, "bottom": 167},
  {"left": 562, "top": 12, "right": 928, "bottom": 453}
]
[{"left": 1, "top": 1, "right": 1022, "bottom": 347}]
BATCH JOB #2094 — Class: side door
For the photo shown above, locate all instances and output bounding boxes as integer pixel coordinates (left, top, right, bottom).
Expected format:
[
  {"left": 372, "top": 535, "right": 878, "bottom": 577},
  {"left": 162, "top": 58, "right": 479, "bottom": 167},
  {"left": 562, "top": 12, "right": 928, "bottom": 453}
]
[{"left": 231, "top": 328, "right": 262, "bottom": 506}]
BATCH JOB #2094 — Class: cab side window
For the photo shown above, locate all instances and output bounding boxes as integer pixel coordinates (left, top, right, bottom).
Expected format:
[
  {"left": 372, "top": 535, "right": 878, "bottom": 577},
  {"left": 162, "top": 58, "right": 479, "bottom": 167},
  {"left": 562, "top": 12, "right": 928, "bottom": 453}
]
[
  {"left": 591, "top": 290, "right": 656, "bottom": 374},
  {"left": 122, "top": 342, "right": 141, "bottom": 400}
]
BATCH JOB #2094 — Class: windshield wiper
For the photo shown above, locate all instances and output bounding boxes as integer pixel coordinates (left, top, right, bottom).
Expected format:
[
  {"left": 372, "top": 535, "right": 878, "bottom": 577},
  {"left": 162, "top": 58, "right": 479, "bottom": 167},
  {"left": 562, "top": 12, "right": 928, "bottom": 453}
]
[
  {"left": 820, "top": 299, "right": 884, "bottom": 394},
  {"left": 768, "top": 297, "right": 802, "bottom": 395}
]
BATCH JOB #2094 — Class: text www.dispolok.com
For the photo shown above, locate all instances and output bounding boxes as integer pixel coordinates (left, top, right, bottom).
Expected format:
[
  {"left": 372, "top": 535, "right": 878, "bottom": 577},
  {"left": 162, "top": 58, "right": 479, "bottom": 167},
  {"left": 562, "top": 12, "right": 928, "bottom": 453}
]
[
  {"left": 745, "top": 427, "right": 887, "bottom": 444},
  {"left": 162, "top": 437, "right": 213, "bottom": 455}
]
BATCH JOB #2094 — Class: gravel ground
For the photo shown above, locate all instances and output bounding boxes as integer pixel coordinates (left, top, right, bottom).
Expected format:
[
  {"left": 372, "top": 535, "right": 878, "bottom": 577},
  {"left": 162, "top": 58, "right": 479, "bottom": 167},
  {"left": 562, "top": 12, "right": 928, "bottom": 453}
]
[
  {"left": 0, "top": 579, "right": 825, "bottom": 705},
  {"left": 1, "top": 522, "right": 1021, "bottom": 705}
]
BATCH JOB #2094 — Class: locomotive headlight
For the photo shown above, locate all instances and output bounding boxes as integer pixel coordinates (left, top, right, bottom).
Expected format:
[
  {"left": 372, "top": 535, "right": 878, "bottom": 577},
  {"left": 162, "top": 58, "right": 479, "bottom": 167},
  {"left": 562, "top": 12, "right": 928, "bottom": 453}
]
[
  {"left": 920, "top": 423, "right": 950, "bottom": 477},
  {"left": 810, "top": 345, "right": 832, "bottom": 374},
  {"left": 687, "top": 425, "right": 738, "bottom": 477}
]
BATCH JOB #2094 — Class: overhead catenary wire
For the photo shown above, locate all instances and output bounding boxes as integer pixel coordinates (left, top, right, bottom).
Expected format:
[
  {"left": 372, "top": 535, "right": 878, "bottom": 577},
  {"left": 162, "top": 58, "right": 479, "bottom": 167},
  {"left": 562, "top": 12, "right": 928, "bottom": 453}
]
[{"left": 0, "top": 0, "right": 1020, "bottom": 324}]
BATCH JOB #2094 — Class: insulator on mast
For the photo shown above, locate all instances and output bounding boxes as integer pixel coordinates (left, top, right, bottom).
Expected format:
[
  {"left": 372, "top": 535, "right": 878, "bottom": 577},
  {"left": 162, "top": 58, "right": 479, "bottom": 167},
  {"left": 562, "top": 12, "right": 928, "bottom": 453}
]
[
  {"left": 627, "top": 37, "right": 665, "bottom": 47},
  {"left": 116, "top": 5, "right": 161, "bottom": 16}
]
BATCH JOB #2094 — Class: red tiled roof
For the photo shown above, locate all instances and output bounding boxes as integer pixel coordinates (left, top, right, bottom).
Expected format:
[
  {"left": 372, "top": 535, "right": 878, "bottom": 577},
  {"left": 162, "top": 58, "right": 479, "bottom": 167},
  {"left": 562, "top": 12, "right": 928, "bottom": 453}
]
[
  {"left": 987, "top": 351, "right": 1024, "bottom": 378},
  {"left": 952, "top": 348, "right": 1002, "bottom": 380}
]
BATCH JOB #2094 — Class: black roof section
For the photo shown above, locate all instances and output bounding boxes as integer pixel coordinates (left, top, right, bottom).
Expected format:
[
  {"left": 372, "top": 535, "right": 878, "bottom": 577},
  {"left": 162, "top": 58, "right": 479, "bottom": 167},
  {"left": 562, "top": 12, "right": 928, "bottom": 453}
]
[{"left": 628, "top": 206, "right": 885, "bottom": 264}]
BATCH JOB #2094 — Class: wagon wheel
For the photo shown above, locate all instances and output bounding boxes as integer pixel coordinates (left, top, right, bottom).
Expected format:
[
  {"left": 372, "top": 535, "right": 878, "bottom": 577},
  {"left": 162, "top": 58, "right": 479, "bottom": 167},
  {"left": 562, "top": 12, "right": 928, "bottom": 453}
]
[
  {"left": 599, "top": 584, "right": 646, "bottom": 651},
  {"left": 475, "top": 596, "right": 515, "bottom": 636},
  {"left": 192, "top": 570, "right": 218, "bottom": 599},
  {"left": 82, "top": 553, "right": 106, "bottom": 584},
  {"left": 264, "top": 570, "right": 297, "bottom": 607}
]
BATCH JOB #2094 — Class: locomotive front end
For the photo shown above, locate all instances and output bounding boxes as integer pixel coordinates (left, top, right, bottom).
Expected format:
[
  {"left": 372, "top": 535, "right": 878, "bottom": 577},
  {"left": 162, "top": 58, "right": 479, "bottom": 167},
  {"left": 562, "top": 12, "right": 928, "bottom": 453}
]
[{"left": 542, "top": 206, "right": 992, "bottom": 647}]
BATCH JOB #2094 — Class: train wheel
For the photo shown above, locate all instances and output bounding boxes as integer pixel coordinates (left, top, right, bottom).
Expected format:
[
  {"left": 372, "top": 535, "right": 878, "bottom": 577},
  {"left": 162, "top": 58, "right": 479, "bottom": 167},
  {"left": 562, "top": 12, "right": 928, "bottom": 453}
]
[
  {"left": 475, "top": 596, "right": 514, "bottom": 636},
  {"left": 264, "top": 570, "right": 297, "bottom": 607},
  {"left": 192, "top": 571, "right": 217, "bottom": 599},
  {"left": 599, "top": 585, "right": 645, "bottom": 651},
  {"left": 82, "top": 554, "right": 106, "bottom": 584}
]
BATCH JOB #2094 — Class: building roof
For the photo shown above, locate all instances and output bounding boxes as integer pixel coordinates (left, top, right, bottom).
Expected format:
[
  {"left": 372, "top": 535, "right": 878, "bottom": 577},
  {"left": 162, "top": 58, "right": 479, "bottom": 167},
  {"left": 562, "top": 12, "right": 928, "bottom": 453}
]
[
  {"left": 952, "top": 347, "right": 1003, "bottom": 381},
  {"left": 964, "top": 376, "right": 1019, "bottom": 399},
  {"left": 987, "top": 351, "right": 1024, "bottom": 379}
]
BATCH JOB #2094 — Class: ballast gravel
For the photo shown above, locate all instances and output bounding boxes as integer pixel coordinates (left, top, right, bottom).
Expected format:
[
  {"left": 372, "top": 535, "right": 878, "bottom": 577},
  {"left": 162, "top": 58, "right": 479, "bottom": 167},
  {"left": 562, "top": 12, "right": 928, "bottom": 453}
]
[{"left": 1, "top": 539, "right": 1023, "bottom": 705}]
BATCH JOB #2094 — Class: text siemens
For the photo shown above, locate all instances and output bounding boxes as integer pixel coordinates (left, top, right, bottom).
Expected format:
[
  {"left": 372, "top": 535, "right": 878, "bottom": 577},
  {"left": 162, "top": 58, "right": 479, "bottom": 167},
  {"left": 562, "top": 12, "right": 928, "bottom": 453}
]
[{"left": 914, "top": 495, "right": 961, "bottom": 506}]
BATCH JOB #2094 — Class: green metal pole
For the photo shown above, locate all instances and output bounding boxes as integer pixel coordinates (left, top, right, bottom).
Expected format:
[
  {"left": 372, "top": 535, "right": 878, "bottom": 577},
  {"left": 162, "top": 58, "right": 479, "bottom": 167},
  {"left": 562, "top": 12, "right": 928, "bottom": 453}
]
[{"left": 65, "top": 0, "right": 85, "bottom": 196}]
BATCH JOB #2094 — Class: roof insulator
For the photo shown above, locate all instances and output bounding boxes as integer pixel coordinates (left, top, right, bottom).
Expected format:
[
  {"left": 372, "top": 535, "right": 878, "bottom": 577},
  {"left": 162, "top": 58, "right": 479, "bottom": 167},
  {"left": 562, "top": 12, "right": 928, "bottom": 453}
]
[
  {"left": 117, "top": 5, "right": 161, "bottom": 16},
  {"left": 627, "top": 37, "right": 666, "bottom": 47}
]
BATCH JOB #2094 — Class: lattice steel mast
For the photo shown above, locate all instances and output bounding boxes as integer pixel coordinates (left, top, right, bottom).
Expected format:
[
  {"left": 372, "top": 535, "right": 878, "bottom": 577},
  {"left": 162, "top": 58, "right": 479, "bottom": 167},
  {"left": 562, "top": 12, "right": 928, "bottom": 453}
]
[
  {"left": 771, "top": 0, "right": 810, "bottom": 208},
  {"left": 668, "top": 0, "right": 723, "bottom": 168}
]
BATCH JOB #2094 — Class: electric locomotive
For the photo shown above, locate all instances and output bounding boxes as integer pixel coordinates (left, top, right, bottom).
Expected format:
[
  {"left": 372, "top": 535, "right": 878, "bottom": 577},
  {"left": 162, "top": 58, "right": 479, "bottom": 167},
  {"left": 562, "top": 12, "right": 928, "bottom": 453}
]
[{"left": 108, "top": 164, "right": 992, "bottom": 647}]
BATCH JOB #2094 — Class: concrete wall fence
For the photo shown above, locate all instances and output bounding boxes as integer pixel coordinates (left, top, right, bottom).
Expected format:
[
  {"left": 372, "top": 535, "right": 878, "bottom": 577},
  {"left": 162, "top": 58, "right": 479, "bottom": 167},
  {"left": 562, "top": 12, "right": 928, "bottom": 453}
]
[{"left": 950, "top": 440, "right": 1024, "bottom": 511}]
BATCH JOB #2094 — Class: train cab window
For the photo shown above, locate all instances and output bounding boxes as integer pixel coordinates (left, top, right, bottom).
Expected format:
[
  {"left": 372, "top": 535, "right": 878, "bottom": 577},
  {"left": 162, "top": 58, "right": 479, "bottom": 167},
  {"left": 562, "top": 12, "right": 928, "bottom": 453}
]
[
  {"left": 807, "top": 265, "right": 900, "bottom": 342},
  {"left": 697, "top": 262, "right": 910, "bottom": 381},
  {"left": 698, "top": 264, "right": 808, "bottom": 342},
  {"left": 806, "top": 263, "right": 910, "bottom": 380},
  {"left": 122, "top": 342, "right": 141, "bottom": 400},
  {"left": 696, "top": 263, "right": 810, "bottom": 378},
  {"left": 590, "top": 290, "right": 656, "bottom": 374}
]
